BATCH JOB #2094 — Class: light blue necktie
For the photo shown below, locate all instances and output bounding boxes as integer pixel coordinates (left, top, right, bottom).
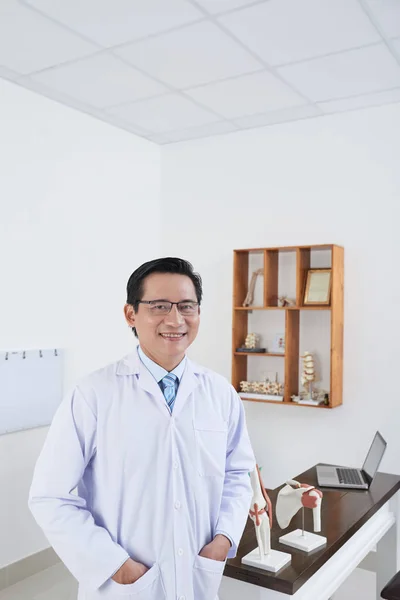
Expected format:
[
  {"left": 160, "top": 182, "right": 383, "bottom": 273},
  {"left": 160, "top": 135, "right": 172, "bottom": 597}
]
[{"left": 161, "top": 373, "right": 178, "bottom": 412}]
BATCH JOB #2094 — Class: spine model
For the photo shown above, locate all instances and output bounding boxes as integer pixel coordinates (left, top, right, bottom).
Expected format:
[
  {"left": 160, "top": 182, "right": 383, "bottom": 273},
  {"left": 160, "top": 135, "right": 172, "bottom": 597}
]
[{"left": 301, "top": 352, "right": 315, "bottom": 399}]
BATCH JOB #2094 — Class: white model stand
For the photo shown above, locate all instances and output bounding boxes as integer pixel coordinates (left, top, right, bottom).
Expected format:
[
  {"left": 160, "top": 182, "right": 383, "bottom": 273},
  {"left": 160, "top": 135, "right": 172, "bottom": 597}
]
[
  {"left": 242, "top": 465, "right": 291, "bottom": 573},
  {"left": 279, "top": 526, "right": 326, "bottom": 552},
  {"left": 277, "top": 480, "right": 327, "bottom": 553},
  {"left": 242, "top": 547, "right": 291, "bottom": 572}
]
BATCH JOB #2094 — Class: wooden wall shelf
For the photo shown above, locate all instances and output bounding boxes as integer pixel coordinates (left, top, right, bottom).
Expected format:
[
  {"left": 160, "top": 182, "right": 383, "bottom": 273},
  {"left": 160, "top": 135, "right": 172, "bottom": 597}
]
[
  {"left": 234, "top": 352, "right": 285, "bottom": 357},
  {"left": 234, "top": 306, "right": 331, "bottom": 311},
  {"left": 232, "top": 244, "right": 344, "bottom": 409}
]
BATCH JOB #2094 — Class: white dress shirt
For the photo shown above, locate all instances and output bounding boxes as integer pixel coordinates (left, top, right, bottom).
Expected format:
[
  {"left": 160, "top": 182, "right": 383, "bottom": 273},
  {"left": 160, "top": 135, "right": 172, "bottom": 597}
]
[{"left": 137, "top": 345, "right": 186, "bottom": 406}]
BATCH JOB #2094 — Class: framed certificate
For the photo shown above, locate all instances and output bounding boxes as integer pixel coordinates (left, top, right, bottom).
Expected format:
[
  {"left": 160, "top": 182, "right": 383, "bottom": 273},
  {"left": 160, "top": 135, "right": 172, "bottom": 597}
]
[{"left": 304, "top": 269, "right": 332, "bottom": 305}]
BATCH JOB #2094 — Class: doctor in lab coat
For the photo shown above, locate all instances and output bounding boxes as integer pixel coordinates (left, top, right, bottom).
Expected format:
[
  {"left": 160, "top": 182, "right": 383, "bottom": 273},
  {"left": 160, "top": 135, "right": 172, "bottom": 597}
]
[{"left": 29, "top": 257, "right": 256, "bottom": 600}]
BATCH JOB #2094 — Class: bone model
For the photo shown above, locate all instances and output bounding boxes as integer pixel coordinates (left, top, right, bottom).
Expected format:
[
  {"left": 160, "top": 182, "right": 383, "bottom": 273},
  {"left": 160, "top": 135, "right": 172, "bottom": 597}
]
[
  {"left": 276, "top": 479, "right": 323, "bottom": 533},
  {"left": 248, "top": 465, "right": 273, "bottom": 560}
]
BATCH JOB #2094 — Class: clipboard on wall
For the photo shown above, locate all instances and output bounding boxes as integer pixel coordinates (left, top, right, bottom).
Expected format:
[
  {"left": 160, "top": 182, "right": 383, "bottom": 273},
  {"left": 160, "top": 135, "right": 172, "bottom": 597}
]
[{"left": 0, "top": 348, "right": 63, "bottom": 435}]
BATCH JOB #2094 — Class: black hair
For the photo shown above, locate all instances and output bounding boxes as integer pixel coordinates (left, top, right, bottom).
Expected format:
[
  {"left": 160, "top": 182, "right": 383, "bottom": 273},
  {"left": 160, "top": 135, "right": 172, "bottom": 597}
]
[{"left": 126, "top": 257, "right": 202, "bottom": 337}]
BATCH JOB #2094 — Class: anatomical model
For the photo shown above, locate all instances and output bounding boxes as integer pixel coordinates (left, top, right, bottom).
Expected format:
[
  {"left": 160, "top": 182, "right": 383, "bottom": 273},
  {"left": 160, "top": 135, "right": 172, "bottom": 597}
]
[
  {"left": 276, "top": 480, "right": 326, "bottom": 552},
  {"left": 242, "top": 465, "right": 291, "bottom": 572}
]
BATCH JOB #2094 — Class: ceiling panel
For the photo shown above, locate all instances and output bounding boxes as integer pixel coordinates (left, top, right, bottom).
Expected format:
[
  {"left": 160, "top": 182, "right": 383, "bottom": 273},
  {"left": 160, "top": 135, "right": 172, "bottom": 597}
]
[
  {"left": 28, "top": 54, "right": 168, "bottom": 108},
  {"left": 163, "top": 120, "right": 239, "bottom": 143},
  {"left": 0, "top": 0, "right": 98, "bottom": 75},
  {"left": 318, "top": 87, "right": 400, "bottom": 114},
  {"left": 113, "top": 20, "right": 261, "bottom": 88},
  {"left": 219, "top": 0, "right": 381, "bottom": 66},
  {"left": 1, "top": 0, "right": 400, "bottom": 145},
  {"left": 102, "top": 113, "right": 152, "bottom": 136},
  {"left": 12, "top": 76, "right": 106, "bottom": 116},
  {"left": 0, "top": 64, "right": 20, "bottom": 81},
  {"left": 363, "top": 0, "right": 400, "bottom": 39},
  {"left": 193, "top": 0, "right": 260, "bottom": 15},
  {"left": 185, "top": 71, "right": 307, "bottom": 119},
  {"left": 233, "top": 104, "right": 321, "bottom": 129},
  {"left": 392, "top": 37, "right": 400, "bottom": 59},
  {"left": 107, "top": 94, "right": 221, "bottom": 133},
  {"left": 277, "top": 44, "right": 400, "bottom": 102},
  {"left": 22, "top": 0, "right": 203, "bottom": 47}
]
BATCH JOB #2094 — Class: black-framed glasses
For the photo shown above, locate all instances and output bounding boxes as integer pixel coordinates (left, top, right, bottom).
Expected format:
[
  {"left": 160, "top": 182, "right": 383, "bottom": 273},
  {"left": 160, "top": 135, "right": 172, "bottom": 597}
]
[{"left": 138, "top": 300, "right": 199, "bottom": 316}]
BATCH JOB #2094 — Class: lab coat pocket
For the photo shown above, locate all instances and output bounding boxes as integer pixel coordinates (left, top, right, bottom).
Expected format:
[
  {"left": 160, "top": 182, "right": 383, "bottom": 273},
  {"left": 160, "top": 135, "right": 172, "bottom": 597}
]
[
  {"left": 193, "top": 555, "right": 225, "bottom": 600},
  {"left": 97, "top": 564, "right": 166, "bottom": 599},
  {"left": 193, "top": 418, "right": 228, "bottom": 477}
]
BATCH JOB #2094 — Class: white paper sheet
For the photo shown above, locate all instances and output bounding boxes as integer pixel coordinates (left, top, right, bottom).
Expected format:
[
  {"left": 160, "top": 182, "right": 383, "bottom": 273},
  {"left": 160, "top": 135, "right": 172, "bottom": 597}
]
[{"left": 0, "top": 348, "right": 63, "bottom": 435}]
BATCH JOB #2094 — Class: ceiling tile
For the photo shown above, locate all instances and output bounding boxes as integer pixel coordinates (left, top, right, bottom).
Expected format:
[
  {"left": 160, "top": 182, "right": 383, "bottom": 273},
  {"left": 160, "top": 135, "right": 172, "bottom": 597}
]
[
  {"left": 29, "top": 54, "right": 168, "bottom": 108},
  {"left": 163, "top": 120, "right": 238, "bottom": 143},
  {"left": 113, "top": 21, "right": 261, "bottom": 88},
  {"left": 146, "top": 133, "right": 172, "bottom": 144},
  {"left": 0, "top": 64, "right": 20, "bottom": 81},
  {"left": 186, "top": 70, "right": 307, "bottom": 118},
  {"left": 0, "top": 0, "right": 98, "bottom": 75},
  {"left": 392, "top": 37, "right": 400, "bottom": 60},
  {"left": 194, "top": 0, "right": 260, "bottom": 15},
  {"left": 99, "top": 113, "right": 152, "bottom": 135},
  {"left": 219, "top": 0, "right": 381, "bottom": 67},
  {"left": 233, "top": 104, "right": 321, "bottom": 129},
  {"left": 363, "top": 0, "right": 400, "bottom": 39},
  {"left": 277, "top": 44, "right": 400, "bottom": 102},
  {"left": 318, "top": 87, "right": 400, "bottom": 114},
  {"left": 22, "top": 0, "right": 203, "bottom": 48},
  {"left": 14, "top": 76, "right": 106, "bottom": 116},
  {"left": 107, "top": 94, "right": 220, "bottom": 133},
  {"left": 11, "top": 79, "right": 154, "bottom": 137}
]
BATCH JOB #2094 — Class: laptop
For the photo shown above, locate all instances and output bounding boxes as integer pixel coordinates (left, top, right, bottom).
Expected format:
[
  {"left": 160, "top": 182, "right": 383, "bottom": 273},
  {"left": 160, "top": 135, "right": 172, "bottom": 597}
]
[{"left": 316, "top": 431, "right": 387, "bottom": 490}]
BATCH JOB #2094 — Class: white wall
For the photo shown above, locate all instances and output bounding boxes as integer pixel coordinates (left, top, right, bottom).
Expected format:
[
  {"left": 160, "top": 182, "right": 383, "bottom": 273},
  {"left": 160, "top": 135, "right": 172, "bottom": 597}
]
[
  {"left": 160, "top": 103, "right": 400, "bottom": 488},
  {"left": 0, "top": 79, "right": 160, "bottom": 568},
  {"left": 2, "top": 78, "right": 399, "bottom": 571}
]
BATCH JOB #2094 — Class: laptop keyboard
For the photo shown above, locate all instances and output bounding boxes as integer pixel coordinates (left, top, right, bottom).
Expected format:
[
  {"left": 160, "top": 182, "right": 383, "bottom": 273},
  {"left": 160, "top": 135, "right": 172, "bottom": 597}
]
[{"left": 336, "top": 468, "right": 364, "bottom": 485}]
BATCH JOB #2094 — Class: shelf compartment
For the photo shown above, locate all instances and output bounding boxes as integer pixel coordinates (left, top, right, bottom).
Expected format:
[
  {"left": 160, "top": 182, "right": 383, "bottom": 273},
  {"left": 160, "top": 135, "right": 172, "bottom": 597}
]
[
  {"left": 298, "top": 309, "right": 331, "bottom": 404},
  {"left": 233, "top": 250, "right": 264, "bottom": 309},
  {"left": 296, "top": 246, "right": 333, "bottom": 308}
]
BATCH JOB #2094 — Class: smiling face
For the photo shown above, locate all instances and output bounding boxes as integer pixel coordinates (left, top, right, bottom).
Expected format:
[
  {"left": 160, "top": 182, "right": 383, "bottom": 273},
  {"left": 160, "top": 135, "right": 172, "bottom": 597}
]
[{"left": 124, "top": 272, "right": 200, "bottom": 371}]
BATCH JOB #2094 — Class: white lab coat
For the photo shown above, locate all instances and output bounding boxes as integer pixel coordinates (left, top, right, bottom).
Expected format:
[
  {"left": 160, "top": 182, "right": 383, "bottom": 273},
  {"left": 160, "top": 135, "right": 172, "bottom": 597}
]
[{"left": 28, "top": 350, "right": 255, "bottom": 600}]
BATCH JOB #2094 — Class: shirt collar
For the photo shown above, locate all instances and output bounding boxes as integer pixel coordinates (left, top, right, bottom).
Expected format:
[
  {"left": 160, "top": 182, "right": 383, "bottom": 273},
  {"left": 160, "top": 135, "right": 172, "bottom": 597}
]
[{"left": 137, "top": 345, "right": 186, "bottom": 383}]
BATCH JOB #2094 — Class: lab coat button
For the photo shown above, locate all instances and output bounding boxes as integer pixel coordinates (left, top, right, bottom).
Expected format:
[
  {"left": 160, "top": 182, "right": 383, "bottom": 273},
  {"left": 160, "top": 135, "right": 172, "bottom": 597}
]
[
  {"left": 174, "top": 501, "right": 181, "bottom": 509},
  {"left": 173, "top": 461, "right": 179, "bottom": 469},
  {"left": 177, "top": 548, "right": 183, "bottom": 556},
  {"left": 178, "top": 596, "right": 186, "bottom": 600}
]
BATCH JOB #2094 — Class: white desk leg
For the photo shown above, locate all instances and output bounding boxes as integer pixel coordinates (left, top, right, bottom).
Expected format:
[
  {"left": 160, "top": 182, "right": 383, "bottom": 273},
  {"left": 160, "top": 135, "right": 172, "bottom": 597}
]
[{"left": 376, "top": 491, "right": 400, "bottom": 600}]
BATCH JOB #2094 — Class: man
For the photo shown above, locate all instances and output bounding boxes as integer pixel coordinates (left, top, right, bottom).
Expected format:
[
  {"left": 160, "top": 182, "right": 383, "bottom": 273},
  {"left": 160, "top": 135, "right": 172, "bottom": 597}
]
[{"left": 29, "top": 257, "right": 256, "bottom": 600}]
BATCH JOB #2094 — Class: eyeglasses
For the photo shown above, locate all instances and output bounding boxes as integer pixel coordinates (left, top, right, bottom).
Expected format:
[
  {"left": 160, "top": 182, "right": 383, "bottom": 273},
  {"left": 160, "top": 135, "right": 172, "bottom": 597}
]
[{"left": 138, "top": 300, "right": 199, "bottom": 316}]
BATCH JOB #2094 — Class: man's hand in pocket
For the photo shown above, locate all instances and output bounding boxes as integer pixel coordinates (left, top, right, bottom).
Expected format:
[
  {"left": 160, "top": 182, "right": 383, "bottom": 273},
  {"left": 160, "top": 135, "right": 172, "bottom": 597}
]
[
  {"left": 112, "top": 558, "right": 149, "bottom": 585},
  {"left": 199, "top": 534, "right": 231, "bottom": 562}
]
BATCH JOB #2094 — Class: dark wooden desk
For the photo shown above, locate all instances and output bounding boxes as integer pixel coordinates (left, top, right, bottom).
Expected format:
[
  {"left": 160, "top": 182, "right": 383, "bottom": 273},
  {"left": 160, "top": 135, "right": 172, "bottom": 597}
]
[{"left": 221, "top": 465, "right": 400, "bottom": 599}]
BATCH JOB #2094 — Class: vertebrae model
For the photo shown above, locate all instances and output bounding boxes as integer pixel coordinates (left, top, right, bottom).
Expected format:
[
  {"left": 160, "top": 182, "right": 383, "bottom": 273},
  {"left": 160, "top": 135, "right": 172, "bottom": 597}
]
[
  {"left": 248, "top": 465, "right": 273, "bottom": 559},
  {"left": 276, "top": 480, "right": 323, "bottom": 532},
  {"left": 301, "top": 352, "right": 316, "bottom": 399}
]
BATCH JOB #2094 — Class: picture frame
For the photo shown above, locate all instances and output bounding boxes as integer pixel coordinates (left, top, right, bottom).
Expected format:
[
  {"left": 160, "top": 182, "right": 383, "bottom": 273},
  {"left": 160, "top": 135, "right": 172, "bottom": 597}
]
[
  {"left": 304, "top": 269, "right": 332, "bottom": 305},
  {"left": 272, "top": 333, "right": 285, "bottom": 354}
]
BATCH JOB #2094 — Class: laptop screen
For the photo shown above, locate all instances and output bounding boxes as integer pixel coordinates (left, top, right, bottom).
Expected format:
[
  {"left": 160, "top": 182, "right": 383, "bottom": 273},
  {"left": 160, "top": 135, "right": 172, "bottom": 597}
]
[{"left": 362, "top": 431, "right": 387, "bottom": 480}]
